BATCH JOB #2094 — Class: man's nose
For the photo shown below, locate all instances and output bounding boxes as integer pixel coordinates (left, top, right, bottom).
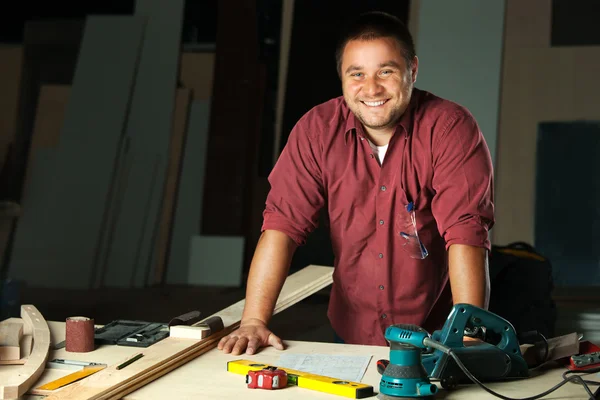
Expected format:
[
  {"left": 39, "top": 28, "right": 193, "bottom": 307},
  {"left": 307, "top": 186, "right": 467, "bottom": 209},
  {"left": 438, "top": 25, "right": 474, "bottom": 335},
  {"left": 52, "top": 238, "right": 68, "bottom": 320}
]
[{"left": 363, "top": 77, "right": 383, "bottom": 96}]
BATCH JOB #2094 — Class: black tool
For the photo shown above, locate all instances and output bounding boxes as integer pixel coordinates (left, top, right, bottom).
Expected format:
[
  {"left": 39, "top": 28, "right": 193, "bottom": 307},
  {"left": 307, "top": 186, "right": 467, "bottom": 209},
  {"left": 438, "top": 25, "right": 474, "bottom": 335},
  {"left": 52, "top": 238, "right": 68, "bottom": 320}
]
[
  {"left": 116, "top": 353, "right": 144, "bottom": 370},
  {"left": 168, "top": 310, "right": 202, "bottom": 327},
  {"left": 94, "top": 320, "right": 169, "bottom": 348}
]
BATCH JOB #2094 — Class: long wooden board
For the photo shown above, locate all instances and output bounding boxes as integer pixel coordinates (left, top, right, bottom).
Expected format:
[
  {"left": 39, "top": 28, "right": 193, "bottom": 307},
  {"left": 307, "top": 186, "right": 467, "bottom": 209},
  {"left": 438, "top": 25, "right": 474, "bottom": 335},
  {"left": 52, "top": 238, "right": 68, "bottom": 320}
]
[
  {"left": 151, "top": 88, "right": 192, "bottom": 285},
  {"left": 44, "top": 265, "right": 334, "bottom": 399}
]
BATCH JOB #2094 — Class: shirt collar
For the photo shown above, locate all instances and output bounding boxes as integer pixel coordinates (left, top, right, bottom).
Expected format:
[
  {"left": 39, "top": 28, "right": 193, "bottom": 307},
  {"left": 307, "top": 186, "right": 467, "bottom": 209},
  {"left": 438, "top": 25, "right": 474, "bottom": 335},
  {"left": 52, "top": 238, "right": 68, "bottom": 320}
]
[{"left": 343, "top": 88, "right": 418, "bottom": 144}]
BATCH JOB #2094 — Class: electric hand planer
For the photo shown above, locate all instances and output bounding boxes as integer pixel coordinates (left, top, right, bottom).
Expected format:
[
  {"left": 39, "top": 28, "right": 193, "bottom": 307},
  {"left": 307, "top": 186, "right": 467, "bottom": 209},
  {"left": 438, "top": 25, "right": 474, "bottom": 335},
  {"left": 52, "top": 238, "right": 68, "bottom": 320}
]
[
  {"left": 377, "top": 304, "right": 529, "bottom": 399},
  {"left": 421, "top": 303, "right": 529, "bottom": 389}
]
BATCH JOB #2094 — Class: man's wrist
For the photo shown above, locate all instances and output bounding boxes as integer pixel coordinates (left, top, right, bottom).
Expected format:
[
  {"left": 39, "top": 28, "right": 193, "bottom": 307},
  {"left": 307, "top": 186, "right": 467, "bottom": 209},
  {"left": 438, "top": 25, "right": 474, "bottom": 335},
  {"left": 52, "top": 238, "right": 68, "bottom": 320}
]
[{"left": 240, "top": 317, "right": 268, "bottom": 327}]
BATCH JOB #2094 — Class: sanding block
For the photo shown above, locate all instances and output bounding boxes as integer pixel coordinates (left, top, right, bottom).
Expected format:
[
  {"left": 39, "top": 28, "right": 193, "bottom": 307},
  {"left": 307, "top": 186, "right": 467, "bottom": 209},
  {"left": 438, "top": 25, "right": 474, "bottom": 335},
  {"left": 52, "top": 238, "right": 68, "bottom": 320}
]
[{"left": 169, "top": 316, "right": 224, "bottom": 339}]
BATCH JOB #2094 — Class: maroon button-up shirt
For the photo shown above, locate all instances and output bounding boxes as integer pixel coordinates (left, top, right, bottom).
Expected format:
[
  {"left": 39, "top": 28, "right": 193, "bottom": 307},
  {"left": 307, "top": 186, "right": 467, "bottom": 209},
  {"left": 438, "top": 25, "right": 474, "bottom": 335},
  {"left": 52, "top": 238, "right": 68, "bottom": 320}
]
[{"left": 262, "top": 88, "right": 494, "bottom": 346}]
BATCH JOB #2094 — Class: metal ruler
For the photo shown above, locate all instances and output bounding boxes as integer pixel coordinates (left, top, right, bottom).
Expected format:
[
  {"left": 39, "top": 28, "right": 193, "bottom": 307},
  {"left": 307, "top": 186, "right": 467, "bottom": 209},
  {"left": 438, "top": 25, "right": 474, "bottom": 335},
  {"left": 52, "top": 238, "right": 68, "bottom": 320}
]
[{"left": 34, "top": 365, "right": 106, "bottom": 393}]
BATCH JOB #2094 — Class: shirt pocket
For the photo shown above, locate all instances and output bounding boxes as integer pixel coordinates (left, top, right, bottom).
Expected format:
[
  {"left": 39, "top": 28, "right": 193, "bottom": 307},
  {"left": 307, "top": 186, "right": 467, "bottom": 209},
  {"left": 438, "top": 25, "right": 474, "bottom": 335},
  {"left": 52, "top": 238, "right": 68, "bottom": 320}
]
[
  {"left": 412, "top": 188, "right": 438, "bottom": 248},
  {"left": 412, "top": 188, "right": 431, "bottom": 212}
]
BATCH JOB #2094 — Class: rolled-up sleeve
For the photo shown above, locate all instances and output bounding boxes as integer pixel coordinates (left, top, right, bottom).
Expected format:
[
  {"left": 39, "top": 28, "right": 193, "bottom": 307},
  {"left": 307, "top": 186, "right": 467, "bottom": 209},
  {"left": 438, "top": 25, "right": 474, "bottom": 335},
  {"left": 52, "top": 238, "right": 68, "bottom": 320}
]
[
  {"left": 262, "top": 117, "right": 325, "bottom": 246},
  {"left": 431, "top": 108, "right": 495, "bottom": 251}
]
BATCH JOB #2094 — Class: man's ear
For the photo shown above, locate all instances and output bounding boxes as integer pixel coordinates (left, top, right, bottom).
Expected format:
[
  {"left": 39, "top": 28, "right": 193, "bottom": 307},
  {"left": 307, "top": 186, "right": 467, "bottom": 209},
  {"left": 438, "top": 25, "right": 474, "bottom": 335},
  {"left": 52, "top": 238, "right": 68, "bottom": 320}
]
[{"left": 411, "top": 56, "right": 419, "bottom": 83}]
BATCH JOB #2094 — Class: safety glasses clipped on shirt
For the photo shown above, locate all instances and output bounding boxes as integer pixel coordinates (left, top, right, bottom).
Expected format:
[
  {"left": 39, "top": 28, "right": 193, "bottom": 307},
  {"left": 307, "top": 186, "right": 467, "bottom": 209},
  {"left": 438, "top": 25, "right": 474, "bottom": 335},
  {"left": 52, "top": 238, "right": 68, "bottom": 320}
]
[{"left": 396, "top": 201, "right": 429, "bottom": 259}]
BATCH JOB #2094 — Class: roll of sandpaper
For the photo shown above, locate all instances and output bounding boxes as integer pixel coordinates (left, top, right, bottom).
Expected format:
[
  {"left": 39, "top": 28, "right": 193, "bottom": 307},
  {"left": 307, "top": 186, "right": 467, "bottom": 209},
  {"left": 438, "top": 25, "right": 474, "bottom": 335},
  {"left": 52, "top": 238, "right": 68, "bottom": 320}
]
[{"left": 65, "top": 316, "right": 95, "bottom": 353}]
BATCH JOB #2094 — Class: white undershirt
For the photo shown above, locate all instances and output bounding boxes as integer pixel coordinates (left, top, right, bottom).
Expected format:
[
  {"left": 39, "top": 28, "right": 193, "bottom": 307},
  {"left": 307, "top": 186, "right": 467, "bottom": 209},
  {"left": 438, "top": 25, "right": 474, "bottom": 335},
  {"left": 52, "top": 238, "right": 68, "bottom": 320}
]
[{"left": 367, "top": 139, "right": 389, "bottom": 165}]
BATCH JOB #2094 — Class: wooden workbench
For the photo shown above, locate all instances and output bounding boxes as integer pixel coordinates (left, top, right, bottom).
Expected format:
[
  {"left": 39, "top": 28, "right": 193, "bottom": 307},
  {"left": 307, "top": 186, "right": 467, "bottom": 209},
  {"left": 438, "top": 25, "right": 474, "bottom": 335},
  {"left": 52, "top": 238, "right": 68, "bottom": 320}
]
[{"left": 1, "top": 321, "right": 593, "bottom": 399}]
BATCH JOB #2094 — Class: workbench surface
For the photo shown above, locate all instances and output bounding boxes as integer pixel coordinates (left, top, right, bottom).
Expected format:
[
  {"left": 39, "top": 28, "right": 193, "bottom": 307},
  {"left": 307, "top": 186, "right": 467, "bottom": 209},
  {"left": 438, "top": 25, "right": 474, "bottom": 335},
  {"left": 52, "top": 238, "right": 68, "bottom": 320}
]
[{"left": 2, "top": 321, "right": 594, "bottom": 399}]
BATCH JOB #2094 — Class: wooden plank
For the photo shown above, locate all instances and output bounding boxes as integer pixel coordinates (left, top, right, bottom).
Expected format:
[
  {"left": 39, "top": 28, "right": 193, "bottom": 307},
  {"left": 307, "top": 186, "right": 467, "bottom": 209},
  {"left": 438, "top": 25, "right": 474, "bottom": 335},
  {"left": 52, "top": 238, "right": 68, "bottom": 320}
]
[
  {"left": 0, "top": 305, "right": 50, "bottom": 399},
  {"left": 0, "top": 320, "right": 23, "bottom": 347},
  {"left": 44, "top": 264, "right": 334, "bottom": 400},
  {"left": 20, "top": 334, "right": 33, "bottom": 358},
  {"left": 0, "top": 320, "right": 23, "bottom": 360},
  {"left": 165, "top": 101, "right": 211, "bottom": 285},
  {"left": 100, "top": 0, "right": 185, "bottom": 288},
  {"left": 151, "top": 88, "right": 192, "bottom": 285},
  {"left": 9, "top": 16, "right": 146, "bottom": 289}
]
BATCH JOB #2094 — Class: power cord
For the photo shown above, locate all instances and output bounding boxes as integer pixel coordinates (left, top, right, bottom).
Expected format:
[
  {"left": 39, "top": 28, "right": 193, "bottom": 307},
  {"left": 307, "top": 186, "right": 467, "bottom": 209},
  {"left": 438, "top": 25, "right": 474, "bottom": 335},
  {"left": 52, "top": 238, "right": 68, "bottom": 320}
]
[
  {"left": 424, "top": 338, "right": 600, "bottom": 400},
  {"left": 518, "top": 330, "right": 550, "bottom": 368},
  {"left": 563, "top": 367, "right": 600, "bottom": 388}
]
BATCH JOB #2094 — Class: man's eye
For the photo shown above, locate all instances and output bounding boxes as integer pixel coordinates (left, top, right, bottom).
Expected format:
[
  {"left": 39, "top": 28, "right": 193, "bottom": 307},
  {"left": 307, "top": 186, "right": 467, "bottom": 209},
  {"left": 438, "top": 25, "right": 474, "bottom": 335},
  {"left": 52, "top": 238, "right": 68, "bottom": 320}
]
[
  {"left": 380, "top": 70, "right": 393, "bottom": 75},
  {"left": 352, "top": 73, "right": 363, "bottom": 77}
]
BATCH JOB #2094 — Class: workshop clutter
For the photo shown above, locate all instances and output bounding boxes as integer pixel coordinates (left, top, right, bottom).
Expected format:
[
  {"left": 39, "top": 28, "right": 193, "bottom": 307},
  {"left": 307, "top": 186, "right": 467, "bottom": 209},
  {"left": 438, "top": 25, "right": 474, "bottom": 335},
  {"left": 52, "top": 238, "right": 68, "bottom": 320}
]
[{"left": 488, "top": 241, "right": 557, "bottom": 339}]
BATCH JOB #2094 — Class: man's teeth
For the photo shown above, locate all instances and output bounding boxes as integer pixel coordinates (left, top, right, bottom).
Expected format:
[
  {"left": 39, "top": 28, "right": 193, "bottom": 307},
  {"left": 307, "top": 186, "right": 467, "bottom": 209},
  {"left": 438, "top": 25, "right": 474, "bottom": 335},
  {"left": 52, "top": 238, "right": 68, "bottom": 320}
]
[{"left": 363, "top": 100, "right": 386, "bottom": 107}]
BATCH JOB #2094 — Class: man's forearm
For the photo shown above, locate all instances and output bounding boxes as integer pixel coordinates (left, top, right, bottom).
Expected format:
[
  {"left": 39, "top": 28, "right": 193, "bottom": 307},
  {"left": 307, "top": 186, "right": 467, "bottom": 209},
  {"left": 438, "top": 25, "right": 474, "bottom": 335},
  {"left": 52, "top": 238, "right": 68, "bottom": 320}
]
[
  {"left": 241, "top": 229, "right": 298, "bottom": 324},
  {"left": 447, "top": 244, "right": 490, "bottom": 308}
]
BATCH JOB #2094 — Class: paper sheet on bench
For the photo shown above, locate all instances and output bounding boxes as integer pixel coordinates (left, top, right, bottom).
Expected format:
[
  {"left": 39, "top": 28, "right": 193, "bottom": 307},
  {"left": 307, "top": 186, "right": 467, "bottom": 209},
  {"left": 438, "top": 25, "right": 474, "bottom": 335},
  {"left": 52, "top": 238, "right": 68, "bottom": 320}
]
[{"left": 278, "top": 353, "right": 372, "bottom": 382}]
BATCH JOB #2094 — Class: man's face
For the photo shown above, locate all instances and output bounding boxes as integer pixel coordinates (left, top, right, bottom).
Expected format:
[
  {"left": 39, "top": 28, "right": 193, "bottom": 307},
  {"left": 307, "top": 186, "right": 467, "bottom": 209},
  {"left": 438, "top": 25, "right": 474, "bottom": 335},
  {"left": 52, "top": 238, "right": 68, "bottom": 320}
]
[{"left": 340, "top": 37, "right": 418, "bottom": 135}]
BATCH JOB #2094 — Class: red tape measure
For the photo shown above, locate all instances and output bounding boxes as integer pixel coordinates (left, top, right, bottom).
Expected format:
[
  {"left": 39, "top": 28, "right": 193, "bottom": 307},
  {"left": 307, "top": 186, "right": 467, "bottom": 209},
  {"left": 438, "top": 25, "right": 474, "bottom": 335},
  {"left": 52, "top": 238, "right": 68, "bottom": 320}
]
[{"left": 246, "top": 366, "right": 288, "bottom": 390}]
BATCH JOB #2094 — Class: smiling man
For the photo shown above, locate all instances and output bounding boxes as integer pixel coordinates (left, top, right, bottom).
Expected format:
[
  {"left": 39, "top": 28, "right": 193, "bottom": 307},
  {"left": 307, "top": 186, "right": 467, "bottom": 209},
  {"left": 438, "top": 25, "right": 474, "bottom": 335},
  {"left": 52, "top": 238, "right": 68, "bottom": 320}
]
[{"left": 218, "top": 11, "right": 494, "bottom": 355}]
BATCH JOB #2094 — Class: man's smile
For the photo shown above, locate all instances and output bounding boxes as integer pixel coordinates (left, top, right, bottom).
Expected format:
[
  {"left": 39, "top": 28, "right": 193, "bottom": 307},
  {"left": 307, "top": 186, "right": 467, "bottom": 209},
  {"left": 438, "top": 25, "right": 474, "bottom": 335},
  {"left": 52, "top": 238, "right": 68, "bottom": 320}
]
[{"left": 361, "top": 99, "right": 389, "bottom": 107}]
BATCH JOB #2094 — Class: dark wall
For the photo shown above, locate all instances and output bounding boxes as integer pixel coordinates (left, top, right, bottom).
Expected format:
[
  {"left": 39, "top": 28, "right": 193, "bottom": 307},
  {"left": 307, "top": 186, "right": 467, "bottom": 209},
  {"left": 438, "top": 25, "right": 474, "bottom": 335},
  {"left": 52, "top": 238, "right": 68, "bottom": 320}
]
[
  {"left": 0, "top": 1, "right": 217, "bottom": 45},
  {"left": 535, "top": 121, "right": 600, "bottom": 287}
]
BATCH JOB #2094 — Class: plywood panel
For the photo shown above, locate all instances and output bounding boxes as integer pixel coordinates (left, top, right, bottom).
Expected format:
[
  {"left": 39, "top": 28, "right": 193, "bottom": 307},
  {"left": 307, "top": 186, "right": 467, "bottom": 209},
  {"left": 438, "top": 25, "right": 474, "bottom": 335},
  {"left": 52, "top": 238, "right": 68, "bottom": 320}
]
[
  {"left": 101, "top": 0, "right": 185, "bottom": 288},
  {"left": 9, "top": 16, "right": 145, "bottom": 289},
  {"left": 9, "top": 21, "right": 83, "bottom": 201}
]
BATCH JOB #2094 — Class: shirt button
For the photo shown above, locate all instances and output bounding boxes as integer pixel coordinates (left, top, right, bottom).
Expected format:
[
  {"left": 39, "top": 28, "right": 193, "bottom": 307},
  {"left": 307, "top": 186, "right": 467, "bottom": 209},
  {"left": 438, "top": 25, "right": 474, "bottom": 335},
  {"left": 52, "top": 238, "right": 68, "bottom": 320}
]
[
  {"left": 379, "top": 220, "right": 384, "bottom": 225},
  {"left": 379, "top": 285, "right": 384, "bottom": 290},
  {"left": 370, "top": 154, "right": 374, "bottom": 158},
  {"left": 382, "top": 313, "right": 387, "bottom": 319},
  {"left": 380, "top": 185, "right": 386, "bottom": 191},
  {"left": 378, "top": 253, "right": 383, "bottom": 259}
]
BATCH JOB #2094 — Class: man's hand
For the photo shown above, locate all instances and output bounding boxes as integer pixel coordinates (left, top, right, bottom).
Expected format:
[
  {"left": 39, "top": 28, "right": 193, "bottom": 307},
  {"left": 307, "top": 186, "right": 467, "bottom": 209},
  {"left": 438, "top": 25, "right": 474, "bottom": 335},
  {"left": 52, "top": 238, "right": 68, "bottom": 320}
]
[
  {"left": 217, "top": 318, "right": 285, "bottom": 355},
  {"left": 463, "top": 335, "right": 484, "bottom": 346}
]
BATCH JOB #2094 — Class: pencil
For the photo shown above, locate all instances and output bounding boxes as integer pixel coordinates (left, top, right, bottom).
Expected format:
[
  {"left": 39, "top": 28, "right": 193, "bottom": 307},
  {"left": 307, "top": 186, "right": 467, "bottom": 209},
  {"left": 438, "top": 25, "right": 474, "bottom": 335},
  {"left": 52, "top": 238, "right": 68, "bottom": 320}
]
[{"left": 116, "top": 353, "right": 144, "bottom": 370}]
